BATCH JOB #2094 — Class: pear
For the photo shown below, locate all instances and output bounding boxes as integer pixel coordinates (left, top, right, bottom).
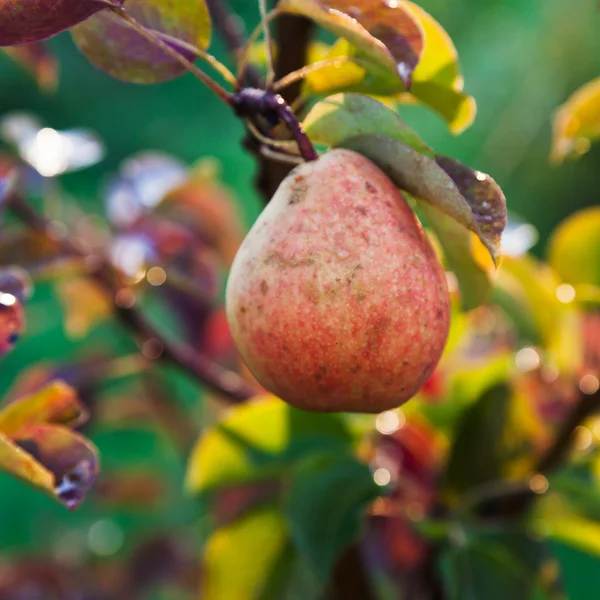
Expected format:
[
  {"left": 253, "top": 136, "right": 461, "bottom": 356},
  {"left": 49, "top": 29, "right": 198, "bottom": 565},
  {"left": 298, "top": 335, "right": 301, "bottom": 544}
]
[{"left": 226, "top": 149, "right": 450, "bottom": 413}]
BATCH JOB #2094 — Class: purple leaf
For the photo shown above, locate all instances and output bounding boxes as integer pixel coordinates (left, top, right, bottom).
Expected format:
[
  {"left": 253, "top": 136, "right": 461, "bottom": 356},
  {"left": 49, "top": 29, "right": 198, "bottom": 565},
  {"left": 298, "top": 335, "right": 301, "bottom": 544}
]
[{"left": 0, "top": 0, "right": 111, "bottom": 46}]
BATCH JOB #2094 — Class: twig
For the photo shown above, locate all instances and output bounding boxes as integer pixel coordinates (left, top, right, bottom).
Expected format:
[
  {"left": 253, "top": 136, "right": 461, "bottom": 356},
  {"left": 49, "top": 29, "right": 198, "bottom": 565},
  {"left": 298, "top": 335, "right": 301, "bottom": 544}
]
[
  {"left": 7, "top": 192, "right": 256, "bottom": 404},
  {"left": 109, "top": 6, "right": 233, "bottom": 105},
  {"left": 475, "top": 386, "right": 600, "bottom": 517},
  {"left": 259, "top": 0, "right": 276, "bottom": 88},
  {"left": 205, "top": 0, "right": 262, "bottom": 87},
  {"left": 536, "top": 387, "right": 600, "bottom": 473}
]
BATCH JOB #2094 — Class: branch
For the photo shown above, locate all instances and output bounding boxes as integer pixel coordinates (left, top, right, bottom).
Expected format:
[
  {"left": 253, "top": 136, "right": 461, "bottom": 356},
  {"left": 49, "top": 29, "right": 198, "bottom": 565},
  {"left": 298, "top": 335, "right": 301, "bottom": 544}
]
[
  {"left": 255, "top": 14, "right": 315, "bottom": 201},
  {"left": 205, "top": 0, "right": 262, "bottom": 87},
  {"left": 7, "top": 192, "right": 256, "bottom": 404},
  {"left": 476, "top": 386, "right": 600, "bottom": 518}
]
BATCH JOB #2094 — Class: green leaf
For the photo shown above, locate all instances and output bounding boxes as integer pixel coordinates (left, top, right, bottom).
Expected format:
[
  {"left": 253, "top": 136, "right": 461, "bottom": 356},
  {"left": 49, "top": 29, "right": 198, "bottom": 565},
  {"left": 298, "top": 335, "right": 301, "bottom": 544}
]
[
  {"left": 185, "top": 398, "right": 352, "bottom": 494},
  {"left": 548, "top": 206, "right": 600, "bottom": 288},
  {"left": 303, "top": 93, "right": 432, "bottom": 155},
  {"left": 72, "top": 0, "right": 211, "bottom": 83},
  {"left": 551, "top": 76, "right": 600, "bottom": 163},
  {"left": 284, "top": 453, "right": 379, "bottom": 581},
  {"left": 338, "top": 133, "right": 507, "bottom": 264},
  {"left": 441, "top": 530, "right": 544, "bottom": 600},
  {"left": 443, "top": 383, "right": 511, "bottom": 497},
  {"left": 278, "top": 0, "right": 424, "bottom": 89},
  {"left": 420, "top": 203, "right": 491, "bottom": 311},
  {"left": 550, "top": 542, "right": 600, "bottom": 600},
  {"left": 202, "top": 507, "right": 289, "bottom": 600}
]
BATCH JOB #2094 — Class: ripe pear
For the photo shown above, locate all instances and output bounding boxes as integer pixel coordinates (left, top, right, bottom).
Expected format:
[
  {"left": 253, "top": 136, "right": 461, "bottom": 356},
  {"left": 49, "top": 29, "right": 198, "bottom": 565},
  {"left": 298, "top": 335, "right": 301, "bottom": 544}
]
[{"left": 226, "top": 149, "right": 450, "bottom": 413}]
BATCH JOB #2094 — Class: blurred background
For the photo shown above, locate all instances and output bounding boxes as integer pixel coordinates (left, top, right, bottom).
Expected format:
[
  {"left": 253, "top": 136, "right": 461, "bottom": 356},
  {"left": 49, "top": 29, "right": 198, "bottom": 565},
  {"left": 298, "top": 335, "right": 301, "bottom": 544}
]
[{"left": 1, "top": 0, "right": 599, "bottom": 597}]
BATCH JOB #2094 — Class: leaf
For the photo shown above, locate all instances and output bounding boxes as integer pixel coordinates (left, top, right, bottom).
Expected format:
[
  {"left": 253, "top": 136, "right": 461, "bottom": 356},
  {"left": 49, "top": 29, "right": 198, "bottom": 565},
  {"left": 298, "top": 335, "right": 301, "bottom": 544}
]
[
  {"left": 401, "top": 82, "right": 477, "bottom": 135},
  {"left": 443, "top": 383, "right": 511, "bottom": 497},
  {"left": 0, "top": 381, "right": 98, "bottom": 510},
  {"left": 185, "top": 397, "right": 352, "bottom": 494},
  {"left": 202, "top": 507, "right": 289, "bottom": 600},
  {"left": 284, "top": 453, "right": 379, "bottom": 581},
  {"left": 2, "top": 42, "right": 58, "bottom": 91},
  {"left": 441, "top": 531, "right": 544, "bottom": 600},
  {"left": 551, "top": 76, "right": 600, "bottom": 163},
  {"left": 55, "top": 276, "right": 112, "bottom": 339},
  {"left": 12, "top": 424, "right": 98, "bottom": 510},
  {"left": 397, "top": 1, "right": 476, "bottom": 134},
  {"left": 278, "top": 0, "right": 424, "bottom": 89},
  {"left": 548, "top": 206, "right": 600, "bottom": 288},
  {"left": 72, "top": 0, "right": 211, "bottom": 83},
  {"left": 303, "top": 93, "right": 433, "bottom": 155},
  {"left": 338, "top": 133, "right": 507, "bottom": 263},
  {"left": 0, "top": 0, "right": 108, "bottom": 46},
  {"left": 0, "top": 380, "right": 87, "bottom": 434},
  {"left": 420, "top": 203, "right": 491, "bottom": 310},
  {"left": 302, "top": 1, "right": 477, "bottom": 134}
]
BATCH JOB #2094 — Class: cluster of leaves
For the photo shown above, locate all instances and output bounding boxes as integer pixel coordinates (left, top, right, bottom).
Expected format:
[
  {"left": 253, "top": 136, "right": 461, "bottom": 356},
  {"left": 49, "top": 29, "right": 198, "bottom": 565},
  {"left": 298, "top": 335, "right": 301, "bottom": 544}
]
[{"left": 0, "top": 0, "right": 599, "bottom": 599}]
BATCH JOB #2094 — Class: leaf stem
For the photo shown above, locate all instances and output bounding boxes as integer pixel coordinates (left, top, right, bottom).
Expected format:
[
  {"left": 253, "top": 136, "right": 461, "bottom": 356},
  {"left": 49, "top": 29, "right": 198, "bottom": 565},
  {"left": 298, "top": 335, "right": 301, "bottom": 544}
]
[
  {"left": 6, "top": 192, "right": 256, "bottom": 404},
  {"left": 110, "top": 6, "right": 233, "bottom": 105},
  {"left": 273, "top": 56, "right": 367, "bottom": 92},
  {"left": 235, "top": 9, "right": 279, "bottom": 86}
]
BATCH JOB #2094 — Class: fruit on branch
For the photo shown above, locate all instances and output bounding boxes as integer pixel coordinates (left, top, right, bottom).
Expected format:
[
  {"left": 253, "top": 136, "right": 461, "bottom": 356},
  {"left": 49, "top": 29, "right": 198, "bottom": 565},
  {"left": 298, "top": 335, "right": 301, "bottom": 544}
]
[{"left": 226, "top": 149, "right": 450, "bottom": 413}]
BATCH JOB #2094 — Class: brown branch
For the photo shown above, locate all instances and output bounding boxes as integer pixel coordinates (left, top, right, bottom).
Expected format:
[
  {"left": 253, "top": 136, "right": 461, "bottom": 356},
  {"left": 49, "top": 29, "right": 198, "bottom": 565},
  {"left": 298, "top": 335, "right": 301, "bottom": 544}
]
[
  {"left": 254, "top": 14, "right": 315, "bottom": 201},
  {"left": 7, "top": 192, "right": 256, "bottom": 404},
  {"left": 476, "top": 386, "right": 600, "bottom": 518}
]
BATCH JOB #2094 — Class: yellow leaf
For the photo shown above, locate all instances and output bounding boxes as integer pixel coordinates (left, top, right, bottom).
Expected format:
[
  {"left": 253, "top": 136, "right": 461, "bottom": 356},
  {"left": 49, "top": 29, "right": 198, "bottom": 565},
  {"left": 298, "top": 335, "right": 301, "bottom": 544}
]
[
  {"left": 202, "top": 507, "right": 288, "bottom": 600},
  {"left": 551, "top": 76, "right": 600, "bottom": 164},
  {"left": 0, "top": 380, "right": 86, "bottom": 435},
  {"left": 56, "top": 277, "right": 111, "bottom": 338},
  {"left": 548, "top": 206, "right": 600, "bottom": 288}
]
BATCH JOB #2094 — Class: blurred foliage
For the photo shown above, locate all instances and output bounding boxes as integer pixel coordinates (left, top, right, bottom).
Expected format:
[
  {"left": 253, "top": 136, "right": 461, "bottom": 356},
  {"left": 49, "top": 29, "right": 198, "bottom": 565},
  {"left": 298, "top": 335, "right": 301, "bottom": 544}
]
[{"left": 0, "top": 0, "right": 600, "bottom": 599}]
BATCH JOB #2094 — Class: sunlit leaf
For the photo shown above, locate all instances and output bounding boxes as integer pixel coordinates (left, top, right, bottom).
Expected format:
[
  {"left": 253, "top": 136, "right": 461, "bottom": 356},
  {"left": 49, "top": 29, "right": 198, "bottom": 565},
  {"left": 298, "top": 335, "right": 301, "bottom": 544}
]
[
  {"left": 400, "top": 82, "right": 477, "bottom": 135},
  {"left": 551, "top": 76, "right": 600, "bottom": 163},
  {"left": 278, "top": 0, "right": 424, "bottom": 89},
  {"left": 0, "top": 380, "right": 87, "bottom": 434},
  {"left": 302, "top": 1, "right": 476, "bottom": 134},
  {"left": 338, "top": 133, "right": 507, "bottom": 263},
  {"left": 202, "top": 507, "right": 289, "bottom": 600},
  {"left": 2, "top": 42, "right": 58, "bottom": 91},
  {"left": 421, "top": 204, "right": 491, "bottom": 310},
  {"left": 0, "top": 0, "right": 109, "bottom": 46},
  {"left": 397, "top": 1, "right": 476, "bottom": 134},
  {"left": 72, "top": 0, "right": 211, "bottom": 83},
  {"left": 548, "top": 206, "right": 600, "bottom": 288},
  {"left": 55, "top": 276, "right": 112, "bottom": 339},
  {"left": 443, "top": 384, "right": 511, "bottom": 498},
  {"left": 0, "top": 381, "right": 98, "bottom": 510},
  {"left": 285, "top": 453, "right": 378, "bottom": 581},
  {"left": 185, "top": 397, "right": 352, "bottom": 494},
  {"left": 303, "top": 93, "right": 432, "bottom": 155}
]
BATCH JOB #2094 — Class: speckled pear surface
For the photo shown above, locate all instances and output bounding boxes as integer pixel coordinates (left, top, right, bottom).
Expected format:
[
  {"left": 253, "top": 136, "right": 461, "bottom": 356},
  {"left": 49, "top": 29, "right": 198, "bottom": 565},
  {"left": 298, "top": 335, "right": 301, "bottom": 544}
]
[{"left": 226, "top": 149, "right": 450, "bottom": 413}]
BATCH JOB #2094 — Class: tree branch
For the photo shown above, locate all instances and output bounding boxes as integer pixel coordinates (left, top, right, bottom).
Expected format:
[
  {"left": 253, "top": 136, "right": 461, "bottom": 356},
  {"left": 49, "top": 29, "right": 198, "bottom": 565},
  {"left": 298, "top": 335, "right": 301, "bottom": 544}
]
[
  {"left": 6, "top": 192, "right": 256, "bottom": 404},
  {"left": 205, "top": 0, "right": 262, "bottom": 87}
]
